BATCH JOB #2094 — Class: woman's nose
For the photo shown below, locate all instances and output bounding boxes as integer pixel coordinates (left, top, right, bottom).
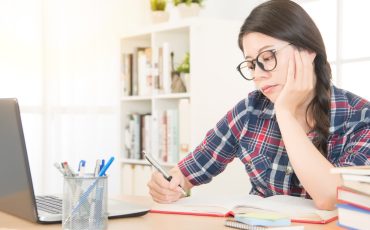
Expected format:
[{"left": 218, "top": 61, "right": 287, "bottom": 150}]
[{"left": 253, "top": 63, "right": 269, "bottom": 80}]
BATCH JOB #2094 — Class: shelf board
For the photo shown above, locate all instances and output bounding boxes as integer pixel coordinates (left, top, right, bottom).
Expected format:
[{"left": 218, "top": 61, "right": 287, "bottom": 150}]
[
  {"left": 121, "top": 96, "right": 152, "bottom": 101},
  {"left": 121, "top": 93, "right": 190, "bottom": 101},
  {"left": 121, "top": 159, "right": 176, "bottom": 167},
  {"left": 154, "top": 93, "right": 190, "bottom": 99}
]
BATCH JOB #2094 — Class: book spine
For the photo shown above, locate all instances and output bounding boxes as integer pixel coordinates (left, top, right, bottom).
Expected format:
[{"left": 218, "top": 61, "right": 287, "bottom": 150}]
[
  {"left": 178, "top": 99, "right": 190, "bottom": 159},
  {"left": 162, "top": 42, "right": 171, "bottom": 94}
]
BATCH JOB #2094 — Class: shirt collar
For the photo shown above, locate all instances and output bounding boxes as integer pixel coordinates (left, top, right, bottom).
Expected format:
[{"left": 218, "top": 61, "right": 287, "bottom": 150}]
[{"left": 256, "top": 92, "right": 275, "bottom": 120}]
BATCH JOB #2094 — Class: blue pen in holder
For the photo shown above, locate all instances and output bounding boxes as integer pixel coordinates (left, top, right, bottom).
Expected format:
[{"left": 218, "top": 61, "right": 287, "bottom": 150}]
[{"left": 62, "top": 174, "right": 108, "bottom": 230}]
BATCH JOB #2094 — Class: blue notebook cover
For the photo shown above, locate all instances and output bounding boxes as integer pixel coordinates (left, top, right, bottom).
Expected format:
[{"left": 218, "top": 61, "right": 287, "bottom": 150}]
[
  {"left": 336, "top": 203, "right": 370, "bottom": 214},
  {"left": 234, "top": 216, "right": 291, "bottom": 227}
]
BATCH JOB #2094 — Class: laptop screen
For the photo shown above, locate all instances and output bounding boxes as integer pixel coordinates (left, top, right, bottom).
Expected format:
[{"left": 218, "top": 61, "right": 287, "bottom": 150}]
[{"left": 0, "top": 98, "right": 38, "bottom": 222}]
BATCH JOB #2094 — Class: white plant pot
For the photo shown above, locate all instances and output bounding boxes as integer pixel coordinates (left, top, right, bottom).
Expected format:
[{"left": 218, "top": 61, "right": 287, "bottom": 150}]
[
  {"left": 180, "top": 73, "right": 190, "bottom": 92},
  {"left": 151, "top": 11, "right": 169, "bottom": 24},
  {"left": 177, "top": 3, "right": 201, "bottom": 18}
]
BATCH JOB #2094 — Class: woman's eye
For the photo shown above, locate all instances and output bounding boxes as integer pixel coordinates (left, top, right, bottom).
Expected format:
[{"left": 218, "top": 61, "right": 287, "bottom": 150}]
[
  {"left": 246, "top": 62, "right": 255, "bottom": 70},
  {"left": 260, "top": 52, "right": 274, "bottom": 62}
]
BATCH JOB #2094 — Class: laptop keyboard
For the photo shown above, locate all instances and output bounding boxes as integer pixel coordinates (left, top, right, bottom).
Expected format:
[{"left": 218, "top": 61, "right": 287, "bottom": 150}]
[{"left": 36, "top": 195, "right": 62, "bottom": 214}]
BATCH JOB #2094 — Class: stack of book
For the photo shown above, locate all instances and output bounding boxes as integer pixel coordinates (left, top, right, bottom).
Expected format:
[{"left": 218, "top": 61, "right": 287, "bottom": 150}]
[{"left": 331, "top": 165, "right": 370, "bottom": 229}]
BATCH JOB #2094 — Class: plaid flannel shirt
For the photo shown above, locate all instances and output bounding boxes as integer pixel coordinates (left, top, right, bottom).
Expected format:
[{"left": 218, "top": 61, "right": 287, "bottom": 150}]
[{"left": 178, "top": 85, "right": 370, "bottom": 198}]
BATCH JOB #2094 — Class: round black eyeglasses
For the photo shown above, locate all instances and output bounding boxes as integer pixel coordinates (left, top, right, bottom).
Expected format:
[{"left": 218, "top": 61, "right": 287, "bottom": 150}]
[{"left": 236, "top": 43, "right": 291, "bottom": 81}]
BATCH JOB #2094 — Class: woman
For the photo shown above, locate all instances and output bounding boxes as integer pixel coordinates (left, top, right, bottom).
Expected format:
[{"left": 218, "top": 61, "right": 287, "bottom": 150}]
[{"left": 147, "top": 0, "right": 370, "bottom": 210}]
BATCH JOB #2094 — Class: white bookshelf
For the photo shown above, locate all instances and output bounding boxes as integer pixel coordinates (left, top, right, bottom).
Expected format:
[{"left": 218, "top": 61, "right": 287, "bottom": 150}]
[{"left": 120, "top": 18, "right": 254, "bottom": 196}]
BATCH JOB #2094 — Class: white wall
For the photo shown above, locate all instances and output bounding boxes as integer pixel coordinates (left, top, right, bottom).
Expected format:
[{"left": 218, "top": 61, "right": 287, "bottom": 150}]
[
  {"left": 121, "top": 0, "right": 264, "bottom": 34},
  {"left": 0, "top": 0, "right": 44, "bottom": 194},
  {"left": 0, "top": 0, "right": 126, "bottom": 196},
  {"left": 41, "top": 0, "right": 126, "bottom": 196}
]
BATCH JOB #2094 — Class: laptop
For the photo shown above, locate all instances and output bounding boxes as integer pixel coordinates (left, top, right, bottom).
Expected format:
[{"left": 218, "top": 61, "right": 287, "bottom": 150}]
[{"left": 0, "top": 98, "right": 149, "bottom": 223}]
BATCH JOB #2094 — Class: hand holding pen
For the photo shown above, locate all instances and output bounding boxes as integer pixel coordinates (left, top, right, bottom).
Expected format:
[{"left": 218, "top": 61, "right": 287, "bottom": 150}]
[{"left": 144, "top": 151, "right": 188, "bottom": 202}]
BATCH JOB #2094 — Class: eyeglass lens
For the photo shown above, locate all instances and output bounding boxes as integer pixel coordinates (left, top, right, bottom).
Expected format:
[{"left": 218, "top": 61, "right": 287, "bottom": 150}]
[{"left": 238, "top": 50, "right": 277, "bottom": 80}]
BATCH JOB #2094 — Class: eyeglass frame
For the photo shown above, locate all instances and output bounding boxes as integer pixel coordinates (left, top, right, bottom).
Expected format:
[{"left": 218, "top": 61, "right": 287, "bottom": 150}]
[{"left": 236, "top": 43, "right": 291, "bottom": 81}]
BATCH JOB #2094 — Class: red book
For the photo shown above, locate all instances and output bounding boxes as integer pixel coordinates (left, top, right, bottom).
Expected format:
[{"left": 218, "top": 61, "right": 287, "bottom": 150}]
[
  {"left": 337, "top": 186, "right": 370, "bottom": 211},
  {"left": 151, "top": 195, "right": 337, "bottom": 224}
]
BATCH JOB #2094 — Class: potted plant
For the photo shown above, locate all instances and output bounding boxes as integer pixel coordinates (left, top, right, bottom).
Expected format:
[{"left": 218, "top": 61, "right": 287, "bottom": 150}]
[
  {"left": 173, "top": 0, "right": 204, "bottom": 18},
  {"left": 175, "top": 52, "right": 190, "bottom": 92},
  {"left": 150, "top": 0, "right": 169, "bottom": 23}
]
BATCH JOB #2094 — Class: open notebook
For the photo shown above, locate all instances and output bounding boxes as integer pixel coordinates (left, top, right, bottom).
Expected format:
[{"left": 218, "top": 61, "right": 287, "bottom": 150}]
[{"left": 151, "top": 194, "right": 337, "bottom": 224}]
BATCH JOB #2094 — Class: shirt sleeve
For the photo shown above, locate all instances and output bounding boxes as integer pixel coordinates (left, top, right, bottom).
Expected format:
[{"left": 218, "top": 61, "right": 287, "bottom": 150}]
[
  {"left": 177, "top": 98, "right": 249, "bottom": 186},
  {"left": 333, "top": 125, "right": 370, "bottom": 167}
]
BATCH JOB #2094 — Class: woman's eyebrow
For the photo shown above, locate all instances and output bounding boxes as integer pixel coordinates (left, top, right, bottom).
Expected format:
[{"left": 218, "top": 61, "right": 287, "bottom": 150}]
[{"left": 244, "top": 45, "right": 274, "bottom": 59}]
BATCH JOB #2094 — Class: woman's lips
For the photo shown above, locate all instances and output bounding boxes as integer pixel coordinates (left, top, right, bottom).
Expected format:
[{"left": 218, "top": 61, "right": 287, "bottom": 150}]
[{"left": 261, "top": 84, "right": 278, "bottom": 93}]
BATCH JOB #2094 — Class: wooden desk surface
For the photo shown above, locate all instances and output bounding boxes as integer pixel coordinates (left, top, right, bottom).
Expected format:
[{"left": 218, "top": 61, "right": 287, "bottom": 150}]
[{"left": 0, "top": 196, "right": 344, "bottom": 230}]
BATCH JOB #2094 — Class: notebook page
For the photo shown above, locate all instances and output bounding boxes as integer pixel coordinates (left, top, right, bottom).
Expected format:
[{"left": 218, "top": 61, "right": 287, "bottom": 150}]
[
  {"left": 234, "top": 195, "right": 337, "bottom": 222},
  {"left": 152, "top": 194, "right": 263, "bottom": 215}
]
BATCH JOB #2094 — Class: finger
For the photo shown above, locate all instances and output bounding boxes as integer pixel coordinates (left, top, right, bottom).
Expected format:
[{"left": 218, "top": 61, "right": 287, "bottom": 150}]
[
  {"left": 294, "top": 50, "right": 303, "bottom": 87},
  {"left": 301, "top": 51, "right": 315, "bottom": 89},
  {"left": 301, "top": 51, "right": 315, "bottom": 90},
  {"left": 286, "top": 51, "right": 295, "bottom": 85},
  {"left": 149, "top": 172, "right": 183, "bottom": 194},
  {"left": 147, "top": 179, "right": 166, "bottom": 194},
  {"left": 152, "top": 171, "right": 171, "bottom": 189},
  {"left": 168, "top": 174, "right": 182, "bottom": 190},
  {"left": 147, "top": 174, "right": 172, "bottom": 197},
  {"left": 148, "top": 182, "right": 177, "bottom": 202},
  {"left": 149, "top": 187, "right": 182, "bottom": 203}
]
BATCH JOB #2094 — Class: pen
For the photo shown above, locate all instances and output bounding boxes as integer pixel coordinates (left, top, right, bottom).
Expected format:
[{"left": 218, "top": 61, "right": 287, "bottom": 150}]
[
  {"left": 78, "top": 160, "right": 86, "bottom": 177},
  {"left": 98, "top": 157, "right": 114, "bottom": 177},
  {"left": 54, "top": 162, "right": 66, "bottom": 176},
  {"left": 143, "top": 151, "right": 187, "bottom": 196},
  {"left": 100, "top": 159, "right": 105, "bottom": 175},
  {"left": 94, "top": 159, "right": 102, "bottom": 176},
  {"left": 62, "top": 162, "right": 74, "bottom": 177}
]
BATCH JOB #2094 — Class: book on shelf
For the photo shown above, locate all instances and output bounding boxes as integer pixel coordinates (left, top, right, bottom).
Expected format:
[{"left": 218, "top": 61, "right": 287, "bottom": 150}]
[
  {"left": 336, "top": 203, "right": 370, "bottom": 230},
  {"left": 137, "top": 47, "right": 152, "bottom": 96},
  {"left": 132, "top": 49, "right": 139, "bottom": 96},
  {"left": 160, "top": 110, "right": 168, "bottom": 162},
  {"left": 178, "top": 98, "right": 190, "bottom": 159},
  {"left": 123, "top": 113, "right": 152, "bottom": 160},
  {"left": 141, "top": 114, "right": 152, "bottom": 157},
  {"left": 156, "top": 109, "right": 180, "bottom": 164},
  {"left": 158, "top": 42, "right": 171, "bottom": 94},
  {"left": 337, "top": 186, "right": 370, "bottom": 211},
  {"left": 151, "top": 194, "right": 337, "bottom": 224},
  {"left": 166, "top": 109, "right": 179, "bottom": 163},
  {"left": 121, "top": 53, "right": 133, "bottom": 96}
]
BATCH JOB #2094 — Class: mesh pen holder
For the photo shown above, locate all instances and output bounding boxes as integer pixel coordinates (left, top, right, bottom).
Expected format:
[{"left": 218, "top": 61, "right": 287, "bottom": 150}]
[{"left": 62, "top": 174, "right": 108, "bottom": 230}]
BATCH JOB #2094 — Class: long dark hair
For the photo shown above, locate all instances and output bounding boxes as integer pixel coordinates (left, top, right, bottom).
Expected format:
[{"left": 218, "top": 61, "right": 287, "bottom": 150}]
[{"left": 238, "top": 0, "right": 331, "bottom": 157}]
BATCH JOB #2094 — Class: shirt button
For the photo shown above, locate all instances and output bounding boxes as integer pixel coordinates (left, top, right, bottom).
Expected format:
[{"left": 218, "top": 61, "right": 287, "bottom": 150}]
[{"left": 285, "top": 166, "right": 294, "bottom": 175}]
